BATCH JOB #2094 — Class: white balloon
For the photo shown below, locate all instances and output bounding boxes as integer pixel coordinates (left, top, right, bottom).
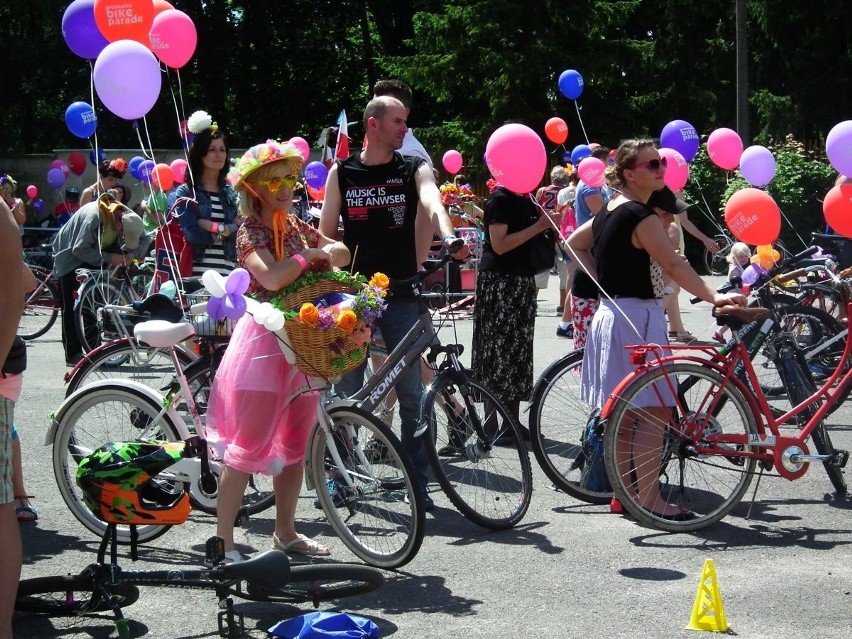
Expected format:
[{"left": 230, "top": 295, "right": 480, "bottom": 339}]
[
  {"left": 265, "top": 312, "right": 285, "bottom": 332},
  {"left": 202, "top": 270, "right": 226, "bottom": 297}
]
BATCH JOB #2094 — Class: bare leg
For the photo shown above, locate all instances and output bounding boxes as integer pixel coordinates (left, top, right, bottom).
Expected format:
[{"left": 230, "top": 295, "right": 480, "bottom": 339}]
[
  {"left": 663, "top": 281, "right": 686, "bottom": 335},
  {"left": 215, "top": 466, "right": 250, "bottom": 552},
  {"left": 273, "top": 464, "right": 331, "bottom": 553}
]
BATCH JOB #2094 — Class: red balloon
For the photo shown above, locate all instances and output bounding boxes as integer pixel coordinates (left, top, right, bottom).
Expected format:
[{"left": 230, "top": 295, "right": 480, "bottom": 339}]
[
  {"left": 68, "top": 152, "right": 87, "bottom": 176},
  {"left": 824, "top": 183, "right": 852, "bottom": 238},
  {"left": 544, "top": 117, "right": 568, "bottom": 144},
  {"left": 94, "top": 0, "right": 155, "bottom": 45},
  {"left": 307, "top": 184, "right": 325, "bottom": 200},
  {"left": 152, "top": 0, "right": 173, "bottom": 15},
  {"left": 151, "top": 162, "right": 175, "bottom": 191},
  {"left": 724, "top": 188, "right": 781, "bottom": 245}
]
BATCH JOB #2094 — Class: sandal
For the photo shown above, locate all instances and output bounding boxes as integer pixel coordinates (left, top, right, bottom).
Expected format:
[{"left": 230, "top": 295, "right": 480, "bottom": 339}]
[
  {"left": 669, "top": 331, "right": 697, "bottom": 343},
  {"left": 272, "top": 532, "right": 332, "bottom": 557},
  {"left": 14, "top": 496, "right": 37, "bottom": 523}
]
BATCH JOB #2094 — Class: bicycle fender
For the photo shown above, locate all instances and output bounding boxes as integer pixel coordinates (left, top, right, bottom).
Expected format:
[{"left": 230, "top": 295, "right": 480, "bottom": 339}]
[{"left": 45, "top": 379, "right": 184, "bottom": 446}]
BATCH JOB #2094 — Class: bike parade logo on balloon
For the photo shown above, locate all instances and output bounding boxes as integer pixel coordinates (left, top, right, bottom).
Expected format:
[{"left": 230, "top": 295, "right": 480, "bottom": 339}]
[
  {"left": 94, "top": 0, "right": 156, "bottom": 45},
  {"left": 558, "top": 70, "right": 584, "bottom": 100},
  {"left": 658, "top": 148, "right": 689, "bottom": 191},
  {"left": 148, "top": 9, "right": 197, "bottom": 68},
  {"left": 660, "top": 119, "right": 700, "bottom": 163},
  {"left": 577, "top": 157, "right": 606, "bottom": 188},
  {"left": 724, "top": 188, "right": 781, "bottom": 245},
  {"left": 544, "top": 117, "right": 568, "bottom": 145}
]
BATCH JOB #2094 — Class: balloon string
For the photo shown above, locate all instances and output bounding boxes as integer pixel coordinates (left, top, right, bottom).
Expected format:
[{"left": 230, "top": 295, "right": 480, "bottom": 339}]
[
  {"left": 684, "top": 175, "right": 728, "bottom": 236},
  {"left": 525, "top": 193, "right": 643, "bottom": 341},
  {"left": 164, "top": 66, "right": 196, "bottom": 201},
  {"left": 88, "top": 60, "right": 104, "bottom": 199},
  {"left": 574, "top": 100, "right": 590, "bottom": 145}
]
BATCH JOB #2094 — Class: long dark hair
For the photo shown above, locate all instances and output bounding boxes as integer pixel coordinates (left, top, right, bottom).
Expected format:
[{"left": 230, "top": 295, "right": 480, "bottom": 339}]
[{"left": 184, "top": 129, "right": 230, "bottom": 187}]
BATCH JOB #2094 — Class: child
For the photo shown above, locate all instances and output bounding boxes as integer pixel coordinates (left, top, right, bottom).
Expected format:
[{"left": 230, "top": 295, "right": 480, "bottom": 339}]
[{"left": 712, "top": 242, "right": 752, "bottom": 343}]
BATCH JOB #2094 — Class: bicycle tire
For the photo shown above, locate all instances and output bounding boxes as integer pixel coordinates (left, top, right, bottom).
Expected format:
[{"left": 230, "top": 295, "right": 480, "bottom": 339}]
[
  {"left": 604, "top": 362, "right": 758, "bottom": 532},
  {"left": 704, "top": 234, "right": 732, "bottom": 276},
  {"left": 52, "top": 382, "right": 183, "bottom": 543},
  {"left": 65, "top": 338, "right": 196, "bottom": 398},
  {"left": 424, "top": 374, "right": 533, "bottom": 529},
  {"left": 528, "top": 349, "right": 611, "bottom": 505},
  {"left": 15, "top": 574, "right": 140, "bottom": 615},
  {"left": 18, "top": 268, "right": 59, "bottom": 340},
  {"left": 76, "top": 278, "right": 130, "bottom": 353},
  {"left": 245, "top": 564, "right": 384, "bottom": 604},
  {"left": 309, "top": 405, "right": 424, "bottom": 569}
]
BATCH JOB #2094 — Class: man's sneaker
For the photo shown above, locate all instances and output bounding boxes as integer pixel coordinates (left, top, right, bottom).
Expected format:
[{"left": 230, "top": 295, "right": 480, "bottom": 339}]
[
  {"left": 556, "top": 324, "right": 573, "bottom": 338},
  {"left": 313, "top": 479, "right": 346, "bottom": 509}
]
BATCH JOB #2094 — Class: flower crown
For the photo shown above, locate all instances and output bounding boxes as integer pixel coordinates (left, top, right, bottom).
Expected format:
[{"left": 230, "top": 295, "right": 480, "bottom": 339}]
[
  {"left": 227, "top": 140, "right": 303, "bottom": 189},
  {"left": 0, "top": 174, "right": 15, "bottom": 192},
  {"left": 108, "top": 158, "right": 127, "bottom": 174},
  {"left": 187, "top": 110, "right": 219, "bottom": 135}
]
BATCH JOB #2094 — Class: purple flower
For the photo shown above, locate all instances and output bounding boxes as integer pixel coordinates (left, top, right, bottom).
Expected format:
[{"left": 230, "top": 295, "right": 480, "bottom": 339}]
[{"left": 317, "top": 309, "right": 335, "bottom": 330}]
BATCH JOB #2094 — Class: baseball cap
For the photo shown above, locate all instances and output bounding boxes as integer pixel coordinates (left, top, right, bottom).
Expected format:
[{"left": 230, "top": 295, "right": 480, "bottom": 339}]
[
  {"left": 647, "top": 186, "right": 689, "bottom": 215},
  {"left": 120, "top": 211, "right": 145, "bottom": 250}
]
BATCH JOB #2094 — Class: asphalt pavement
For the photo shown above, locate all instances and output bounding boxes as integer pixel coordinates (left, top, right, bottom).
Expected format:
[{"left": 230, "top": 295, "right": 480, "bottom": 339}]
[{"left": 11, "top": 271, "right": 852, "bottom": 638}]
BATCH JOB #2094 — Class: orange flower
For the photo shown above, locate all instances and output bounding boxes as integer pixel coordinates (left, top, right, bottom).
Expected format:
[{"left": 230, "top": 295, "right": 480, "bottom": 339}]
[
  {"left": 336, "top": 309, "right": 357, "bottom": 332},
  {"left": 299, "top": 303, "right": 319, "bottom": 325},
  {"left": 369, "top": 273, "right": 389, "bottom": 290}
]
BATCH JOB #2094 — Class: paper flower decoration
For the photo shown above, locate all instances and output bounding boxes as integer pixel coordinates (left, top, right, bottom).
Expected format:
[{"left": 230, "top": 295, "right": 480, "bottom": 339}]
[{"left": 187, "top": 110, "right": 218, "bottom": 135}]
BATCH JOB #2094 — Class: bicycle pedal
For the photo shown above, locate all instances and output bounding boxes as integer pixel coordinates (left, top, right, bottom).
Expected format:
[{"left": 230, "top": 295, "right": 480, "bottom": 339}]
[
  {"left": 217, "top": 608, "right": 244, "bottom": 638},
  {"left": 205, "top": 535, "right": 225, "bottom": 566},
  {"left": 833, "top": 449, "right": 849, "bottom": 468}
]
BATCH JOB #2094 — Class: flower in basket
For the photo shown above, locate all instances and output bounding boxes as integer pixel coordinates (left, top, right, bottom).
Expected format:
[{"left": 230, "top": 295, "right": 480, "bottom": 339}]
[
  {"left": 440, "top": 182, "right": 460, "bottom": 207},
  {"left": 337, "top": 309, "right": 358, "bottom": 332},
  {"left": 299, "top": 303, "right": 320, "bottom": 325}
]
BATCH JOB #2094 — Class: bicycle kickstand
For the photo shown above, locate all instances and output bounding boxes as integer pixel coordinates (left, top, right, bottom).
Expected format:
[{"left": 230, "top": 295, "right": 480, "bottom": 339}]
[{"left": 217, "top": 595, "right": 245, "bottom": 638}]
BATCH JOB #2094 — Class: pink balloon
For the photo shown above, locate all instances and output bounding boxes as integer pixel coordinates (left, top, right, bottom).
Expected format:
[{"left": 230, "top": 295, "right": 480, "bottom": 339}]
[
  {"left": 739, "top": 145, "right": 776, "bottom": 187},
  {"left": 577, "top": 157, "right": 606, "bottom": 188},
  {"left": 485, "top": 124, "right": 547, "bottom": 194},
  {"left": 169, "top": 158, "right": 188, "bottom": 184},
  {"left": 442, "top": 150, "right": 463, "bottom": 175},
  {"left": 26, "top": 185, "right": 38, "bottom": 199},
  {"left": 148, "top": 9, "right": 197, "bottom": 69},
  {"left": 659, "top": 148, "right": 689, "bottom": 191},
  {"left": 289, "top": 137, "right": 310, "bottom": 163},
  {"left": 51, "top": 159, "right": 71, "bottom": 177},
  {"left": 707, "top": 127, "right": 744, "bottom": 171}
]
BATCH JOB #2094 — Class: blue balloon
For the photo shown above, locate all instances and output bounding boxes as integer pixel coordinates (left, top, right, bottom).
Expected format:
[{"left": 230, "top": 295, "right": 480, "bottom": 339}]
[
  {"left": 129, "top": 156, "right": 146, "bottom": 180},
  {"left": 558, "top": 69, "right": 584, "bottom": 100},
  {"left": 65, "top": 101, "right": 97, "bottom": 139},
  {"left": 571, "top": 144, "right": 592, "bottom": 166},
  {"left": 89, "top": 148, "right": 107, "bottom": 166},
  {"left": 562, "top": 151, "right": 573, "bottom": 163}
]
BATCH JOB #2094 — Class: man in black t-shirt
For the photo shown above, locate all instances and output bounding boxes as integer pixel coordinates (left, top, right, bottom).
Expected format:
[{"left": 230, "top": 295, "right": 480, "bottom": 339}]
[{"left": 319, "top": 96, "right": 463, "bottom": 510}]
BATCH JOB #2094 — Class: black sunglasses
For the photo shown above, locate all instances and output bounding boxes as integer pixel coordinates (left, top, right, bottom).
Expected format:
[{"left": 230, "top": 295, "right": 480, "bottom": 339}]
[{"left": 633, "top": 158, "right": 668, "bottom": 172}]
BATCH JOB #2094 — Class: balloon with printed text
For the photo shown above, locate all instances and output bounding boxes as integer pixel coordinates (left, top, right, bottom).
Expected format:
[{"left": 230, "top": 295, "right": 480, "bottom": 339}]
[
  {"left": 658, "top": 148, "right": 689, "bottom": 191},
  {"left": 51, "top": 160, "right": 71, "bottom": 178},
  {"left": 148, "top": 9, "right": 197, "bottom": 69},
  {"left": 169, "top": 159, "right": 187, "bottom": 184},
  {"left": 660, "top": 120, "right": 700, "bottom": 163},
  {"left": 129, "top": 156, "right": 146, "bottom": 180},
  {"left": 577, "top": 157, "right": 606, "bottom": 188},
  {"left": 65, "top": 101, "right": 98, "bottom": 138},
  {"left": 558, "top": 70, "right": 584, "bottom": 100},
  {"left": 93, "top": 40, "right": 162, "bottom": 120},
  {"left": 485, "top": 123, "right": 547, "bottom": 194},
  {"left": 137, "top": 160, "right": 156, "bottom": 184},
  {"left": 442, "top": 150, "right": 463, "bottom": 175},
  {"left": 63, "top": 0, "right": 110, "bottom": 59},
  {"left": 544, "top": 117, "right": 568, "bottom": 144},
  {"left": 724, "top": 188, "right": 780, "bottom": 245},
  {"left": 823, "top": 183, "right": 852, "bottom": 237},
  {"left": 304, "top": 162, "right": 329, "bottom": 190},
  {"left": 89, "top": 148, "right": 107, "bottom": 166},
  {"left": 707, "top": 128, "right": 744, "bottom": 171},
  {"left": 94, "top": 0, "right": 156, "bottom": 45}
]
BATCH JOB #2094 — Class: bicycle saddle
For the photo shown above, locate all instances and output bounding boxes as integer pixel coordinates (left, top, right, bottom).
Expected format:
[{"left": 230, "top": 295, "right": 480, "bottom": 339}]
[
  {"left": 131, "top": 294, "right": 184, "bottom": 323},
  {"left": 712, "top": 305, "right": 772, "bottom": 330},
  {"left": 220, "top": 549, "right": 291, "bottom": 588}
]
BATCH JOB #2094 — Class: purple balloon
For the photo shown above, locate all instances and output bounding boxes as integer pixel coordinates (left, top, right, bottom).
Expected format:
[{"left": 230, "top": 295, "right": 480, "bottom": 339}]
[
  {"left": 223, "top": 294, "right": 247, "bottom": 320},
  {"left": 46, "top": 168, "right": 66, "bottom": 189},
  {"left": 33, "top": 198, "right": 44, "bottom": 213},
  {"left": 304, "top": 161, "right": 329, "bottom": 190},
  {"left": 224, "top": 268, "right": 250, "bottom": 295},
  {"left": 826, "top": 120, "right": 852, "bottom": 177},
  {"left": 93, "top": 40, "right": 162, "bottom": 120},
  {"left": 62, "top": 0, "right": 109, "bottom": 60},
  {"left": 660, "top": 119, "right": 700, "bottom": 163},
  {"left": 206, "top": 296, "right": 225, "bottom": 321},
  {"left": 739, "top": 145, "right": 776, "bottom": 188},
  {"left": 741, "top": 263, "right": 766, "bottom": 287},
  {"left": 138, "top": 160, "right": 156, "bottom": 184}
]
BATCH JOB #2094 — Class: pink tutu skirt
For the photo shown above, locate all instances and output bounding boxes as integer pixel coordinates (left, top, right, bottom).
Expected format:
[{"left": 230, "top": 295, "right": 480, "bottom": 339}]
[{"left": 206, "top": 314, "right": 325, "bottom": 475}]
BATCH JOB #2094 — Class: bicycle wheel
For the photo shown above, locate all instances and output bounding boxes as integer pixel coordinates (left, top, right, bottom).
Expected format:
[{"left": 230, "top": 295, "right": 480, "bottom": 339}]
[
  {"left": 65, "top": 338, "right": 196, "bottom": 397},
  {"left": 52, "top": 382, "right": 182, "bottom": 543},
  {"left": 15, "top": 574, "right": 139, "bottom": 614},
  {"left": 604, "top": 362, "right": 758, "bottom": 532},
  {"left": 704, "top": 235, "right": 732, "bottom": 276},
  {"left": 309, "top": 406, "right": 424, "bottom": 569},
  {"left": 246, "top": 564, "right": 384, "bottom": 605},
  {"left": 529, "top": 349, "right": 611, "bottom": 505},
  {"left": 18, "top": 269, "right": 59, "bottom": 340},
  {"left": 76, "top": 278, "right": 130, "bottom": 353},
  {"left": 423, "top": 374, "right": 532, "bottom": 529}
]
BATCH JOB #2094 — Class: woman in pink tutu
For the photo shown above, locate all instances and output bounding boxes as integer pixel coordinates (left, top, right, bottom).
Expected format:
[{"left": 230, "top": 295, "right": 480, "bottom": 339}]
[{"left": 206, "top": 140, "right": 350, "bottom": 563}]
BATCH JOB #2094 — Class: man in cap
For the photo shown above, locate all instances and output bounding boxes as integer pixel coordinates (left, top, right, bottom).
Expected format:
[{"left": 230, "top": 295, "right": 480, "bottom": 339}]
[{"left": 52, "top": 193, "right": 147, "bottom": 365}]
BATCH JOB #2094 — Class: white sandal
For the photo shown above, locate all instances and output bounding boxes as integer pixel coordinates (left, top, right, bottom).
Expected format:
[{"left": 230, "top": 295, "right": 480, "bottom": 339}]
[{"left": 272, "top": 532, "right": 332, "bottom": 557}]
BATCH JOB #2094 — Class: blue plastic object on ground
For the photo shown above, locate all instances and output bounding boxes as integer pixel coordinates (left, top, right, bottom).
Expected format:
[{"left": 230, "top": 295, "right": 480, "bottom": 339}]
[{"left": 269, "top": 611, "right": 380, "bottom": 639}]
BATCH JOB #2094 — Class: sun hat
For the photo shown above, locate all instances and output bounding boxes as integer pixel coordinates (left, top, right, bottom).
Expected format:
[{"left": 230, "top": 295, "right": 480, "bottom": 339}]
[
  {"left": 120, "top": 211, "right": 145, "bottom": 250},
  {"left": 227, "top": 140, "right": 303, "bottom": 191},
  {"left": 647, "top": 186, "right": 689, "bottom": 215}
]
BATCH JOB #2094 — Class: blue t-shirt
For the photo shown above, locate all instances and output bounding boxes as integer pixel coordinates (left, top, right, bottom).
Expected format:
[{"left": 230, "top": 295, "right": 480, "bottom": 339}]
[{"left": 574, "top": 181, "right": 609, "bottom": 226}]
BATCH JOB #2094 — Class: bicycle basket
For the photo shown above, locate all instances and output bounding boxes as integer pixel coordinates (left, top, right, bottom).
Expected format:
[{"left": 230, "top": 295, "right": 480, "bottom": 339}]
[
  {"left": 270, "top": 271, "right": 385, "bottom": 379},
  {"left": 185, "top": 291, "right": 237, "bottom": 338}
]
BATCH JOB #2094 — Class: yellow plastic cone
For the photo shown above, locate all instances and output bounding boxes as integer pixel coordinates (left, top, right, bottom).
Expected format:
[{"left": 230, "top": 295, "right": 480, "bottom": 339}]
[{"left": 686, "top": 558, "right": 729, "bottom": 632}]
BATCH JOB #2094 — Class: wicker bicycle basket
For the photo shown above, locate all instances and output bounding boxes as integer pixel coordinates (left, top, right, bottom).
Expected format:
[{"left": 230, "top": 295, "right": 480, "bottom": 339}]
[{"left": 276, "top": 278, "right": 369, "bottom": 379}]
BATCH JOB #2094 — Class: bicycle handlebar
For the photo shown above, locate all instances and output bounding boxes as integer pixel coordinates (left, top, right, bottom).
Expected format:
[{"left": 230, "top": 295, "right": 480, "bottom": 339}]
[{"left": 390, "top": 238, "right": 466, "bottom": 294}]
